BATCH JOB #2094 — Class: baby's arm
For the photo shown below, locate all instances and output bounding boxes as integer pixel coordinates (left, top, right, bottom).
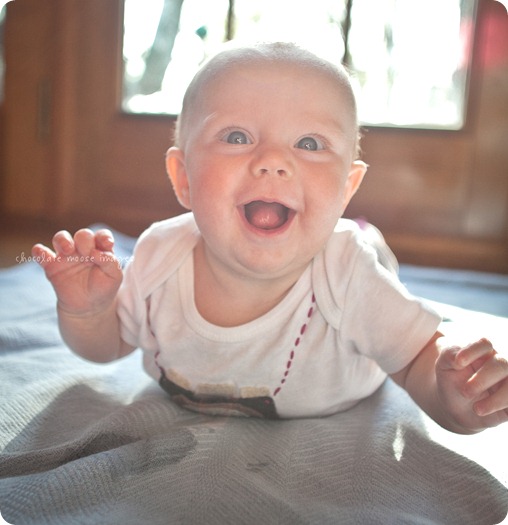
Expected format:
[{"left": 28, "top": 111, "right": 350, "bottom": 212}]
[
  {"left": 32, "top": 228, "right": 135, "bottom": 362},
  {"left": 391, "top": 333, "right": 508, "bottom": 434}
]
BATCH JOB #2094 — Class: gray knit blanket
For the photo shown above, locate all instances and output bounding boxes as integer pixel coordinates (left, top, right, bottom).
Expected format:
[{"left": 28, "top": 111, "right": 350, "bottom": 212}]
[{"left": 1, "top": 234, "right": 507, "bottom": 525}]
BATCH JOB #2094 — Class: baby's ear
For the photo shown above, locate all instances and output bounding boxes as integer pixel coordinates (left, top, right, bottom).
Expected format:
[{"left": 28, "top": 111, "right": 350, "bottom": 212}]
[
  {"left": 342, "top": 160, "right": 367, "bottom": 208},
  {"left": 166, "top": 147, "right": 191, "bottom": 210}
]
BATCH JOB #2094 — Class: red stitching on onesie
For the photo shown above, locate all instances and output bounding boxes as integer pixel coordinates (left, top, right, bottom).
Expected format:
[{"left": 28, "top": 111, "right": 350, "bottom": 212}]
[{"left": 273, "top": 293, "right": 316, "bottom": 396}]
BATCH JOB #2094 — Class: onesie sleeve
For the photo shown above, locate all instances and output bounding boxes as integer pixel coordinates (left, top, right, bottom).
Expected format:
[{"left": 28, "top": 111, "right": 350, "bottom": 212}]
[
  {"left": 314, "top": 223, "right": 441, "bottom": 375},
  {"left": 116, "top": 238, "right": 159, "bottom": 352},
  {"left": 116, "top": 212, "right": 200, "bottom": 352},
  {"left": 341, "top": 247, "right": 441, "bottom": 374}
]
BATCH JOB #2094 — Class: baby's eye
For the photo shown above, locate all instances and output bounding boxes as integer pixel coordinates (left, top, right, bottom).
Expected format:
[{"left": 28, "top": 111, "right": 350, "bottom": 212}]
[
  {"left": 225, "top": 131, "right": 251, "bottom": 145},
  {"left": 295, "top": 136, "right": 324, "bottom": 151}
]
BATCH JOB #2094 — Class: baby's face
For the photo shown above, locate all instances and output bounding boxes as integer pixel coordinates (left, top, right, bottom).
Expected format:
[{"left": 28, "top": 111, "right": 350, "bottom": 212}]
[{"left": 171, "top": 61, "right": 365, "bottom": 282}]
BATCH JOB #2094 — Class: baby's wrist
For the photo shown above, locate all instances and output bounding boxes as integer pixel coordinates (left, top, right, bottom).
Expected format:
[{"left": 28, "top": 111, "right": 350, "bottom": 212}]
[{"left": 56, "top": 299, "right": 116, "bottom": 320}]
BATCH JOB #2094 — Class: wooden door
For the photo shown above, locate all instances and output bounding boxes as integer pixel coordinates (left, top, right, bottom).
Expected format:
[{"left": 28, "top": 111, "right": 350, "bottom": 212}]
[{"left": 2, "top": 0, "right": 183, "bottom": 235}]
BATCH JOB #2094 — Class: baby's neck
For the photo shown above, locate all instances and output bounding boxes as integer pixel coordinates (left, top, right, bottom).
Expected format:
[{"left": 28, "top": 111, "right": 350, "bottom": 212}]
[{"left": 192, "top": 241, "right": 301, "bottom": 327}]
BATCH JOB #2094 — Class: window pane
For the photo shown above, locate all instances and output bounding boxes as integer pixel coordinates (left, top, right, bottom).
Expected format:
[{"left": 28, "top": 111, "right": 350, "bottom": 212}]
[
  {"left": 232, "top": 0, "right": 346, "bottom": 64},
  {"left": 123, "top": 0, "right": 230, "bottom": 114},
  {"left": 348, "top": 0, "right": 476, "bottom": 129},
  {"left": 122, "top": 0, "right": 346, "bottom": 115},
  {"left": 122, "top": 0, "right": 476, "bottom": 130}
]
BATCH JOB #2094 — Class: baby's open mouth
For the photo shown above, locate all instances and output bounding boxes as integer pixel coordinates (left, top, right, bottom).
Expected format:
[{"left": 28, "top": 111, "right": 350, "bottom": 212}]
[{"left": 243, "top": 201, "right": 292, "bottom": 231}]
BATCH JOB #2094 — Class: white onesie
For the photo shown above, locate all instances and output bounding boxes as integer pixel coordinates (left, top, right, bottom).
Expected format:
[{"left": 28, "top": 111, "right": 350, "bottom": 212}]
[{"left": 117, "top": 213, "right": 441, "bottom": 419}]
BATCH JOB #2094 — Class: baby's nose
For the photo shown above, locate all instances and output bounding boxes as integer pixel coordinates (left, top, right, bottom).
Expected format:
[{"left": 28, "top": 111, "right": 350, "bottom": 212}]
[
  {"left": 257, "top": 167, "right": 289, "bottom": 178},
  {"left": 251, "top": 146, "right": 293, "bottom": 180}
]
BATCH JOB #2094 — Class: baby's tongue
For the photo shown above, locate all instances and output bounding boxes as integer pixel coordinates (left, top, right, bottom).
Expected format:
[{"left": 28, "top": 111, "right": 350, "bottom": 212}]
[{"left": 245, "top": 201, "right": 288, "bottom": 230}]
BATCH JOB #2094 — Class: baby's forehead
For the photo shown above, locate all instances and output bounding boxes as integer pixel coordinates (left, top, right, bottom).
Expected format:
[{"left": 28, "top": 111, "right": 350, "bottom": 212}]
[
  {"left": 199, "top": 50, "right": 348, "bottom": 92},
  {"left": 177, "top": 44, "right": 359, "bottom": 148}
]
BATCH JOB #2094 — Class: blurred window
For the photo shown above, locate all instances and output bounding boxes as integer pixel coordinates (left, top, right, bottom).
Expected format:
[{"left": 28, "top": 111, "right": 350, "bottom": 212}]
[{"left": 122, "top": 0, "right": 476, "bottom": 129}]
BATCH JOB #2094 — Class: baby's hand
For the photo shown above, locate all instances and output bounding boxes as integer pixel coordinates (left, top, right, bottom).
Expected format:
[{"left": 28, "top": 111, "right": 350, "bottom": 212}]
[
  {"left": 32, "top": 228, "right": 123, "bottom": 316},
  {"left": 436, "top": 339, "right": 508, "bottom": 432}
]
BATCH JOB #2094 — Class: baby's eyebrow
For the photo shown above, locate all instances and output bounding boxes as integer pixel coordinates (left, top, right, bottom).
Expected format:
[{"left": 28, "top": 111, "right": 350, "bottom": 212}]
[
  {"left": 202, "top": 112, "right": 219, "bottom": 126},
  {"left": 319, "top": 113, "right": 353, "bottom": 132},
  {"left": 199, "top": 112, "right": 246, "bottom": 134},
  {"left": 298, "top": 106, "right": 352, "bottom": 130},
  {"left": 330, "top": 113, "right": 359, "bottom": 140},
  {"left": 305, "top": 118, "right": 354, "bottom": 144},
  {"left": 201, "top": 111, "right": 219, "bottom": 127}
]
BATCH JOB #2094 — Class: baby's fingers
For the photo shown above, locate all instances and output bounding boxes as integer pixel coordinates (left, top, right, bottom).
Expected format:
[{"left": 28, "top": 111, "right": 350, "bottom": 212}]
[
  {"left": 94, "top": 229, "right": 115, "bottom": 252},
  {"left": 73, "top": 228, "right": 96, "bottom": 257},
  {"left": 455, "top": 339, "right": 496, "bottom": 371},
  {"left": 473, "top": 378, "right": 508, "bottom": 421},
  {"left": 90, "top": 229, "right": 121, "bottom": 279},
  {"left": 51, "top": 230, "right": 76, "bottom": 257},
  {"left": 463, "top": 353, "right": 508, "bottom": 400},
  {"left": 31, "top": 243, "right": 58, "bottom": 269},
  {"left": 90, "top": 248, "right": 123, "bottom": 280}
]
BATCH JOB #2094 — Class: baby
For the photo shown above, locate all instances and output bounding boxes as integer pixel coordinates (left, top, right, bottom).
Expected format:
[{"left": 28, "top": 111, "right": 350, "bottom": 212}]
[{"left": 32, "top": 42, "right": 508, "bottom": 428}]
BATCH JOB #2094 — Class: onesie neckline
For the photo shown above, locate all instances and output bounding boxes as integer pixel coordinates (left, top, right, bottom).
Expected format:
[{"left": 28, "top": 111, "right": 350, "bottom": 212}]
[{"left": 178, "top": 250, "right": 313, "bottom": 343}]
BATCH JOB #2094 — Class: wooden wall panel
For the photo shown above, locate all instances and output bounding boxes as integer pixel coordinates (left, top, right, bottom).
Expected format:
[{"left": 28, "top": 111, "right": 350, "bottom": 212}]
[
  {"left": 346, "top": 131, "right": 475, "bottom": 236},
  {"left": 3, "top": 0, "right": 54, "bottom": 216},
  {"left": 101, "top": 116, "right": 183, "bottom": 231},
  {"left": 1, "top": 0, "right": 507, "bottom": 271}
]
